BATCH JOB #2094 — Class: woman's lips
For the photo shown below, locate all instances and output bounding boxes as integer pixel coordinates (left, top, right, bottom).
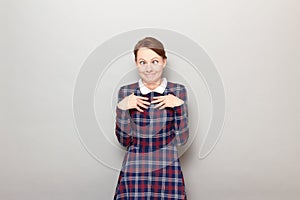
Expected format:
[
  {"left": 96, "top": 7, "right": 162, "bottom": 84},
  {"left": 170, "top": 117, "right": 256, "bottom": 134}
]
[{"left": 145, "top": 73, "right": 155, "bottom": 77}]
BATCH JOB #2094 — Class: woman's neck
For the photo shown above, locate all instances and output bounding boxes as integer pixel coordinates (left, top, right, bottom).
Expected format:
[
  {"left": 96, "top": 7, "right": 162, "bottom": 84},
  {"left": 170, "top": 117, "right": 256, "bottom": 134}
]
[{"left": 143, "top": 78, "right": 162, "bottom": 90}]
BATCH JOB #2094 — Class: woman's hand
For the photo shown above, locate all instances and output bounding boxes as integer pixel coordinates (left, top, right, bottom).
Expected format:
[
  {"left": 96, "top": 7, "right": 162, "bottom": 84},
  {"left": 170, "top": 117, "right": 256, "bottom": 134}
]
[
  {"left": 151, "top": 94, "right": 184, "bottom": 109},
  {"left": 117, "top": 93, "right": 150, "bottom": 112}
]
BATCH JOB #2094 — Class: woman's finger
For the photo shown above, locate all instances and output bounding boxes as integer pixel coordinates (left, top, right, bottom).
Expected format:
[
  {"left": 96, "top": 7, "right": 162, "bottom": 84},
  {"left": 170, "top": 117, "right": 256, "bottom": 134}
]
[
  {"left": 138, "top": 99, "right": 151, "bottom": 105},
  {"left": 135, "top": 105, "right": 144, "bottom": 112},
  {"left": 137, "top": 101, "right": 149, "bottom": 109},
  {"left": 153, "top": 101, "right": 165, "bottom": 109},
  {"left": 152, "top": 96, "right": 164, "bottom": 99},
  {"left": 159, "top": 104, "right": 167, "bottom": 109},
  {"left": 151, "top": 98, "right": 164, "bottom": 104},
  {"left": 137, "top": 96, "right": 149, "bottom": 100}
]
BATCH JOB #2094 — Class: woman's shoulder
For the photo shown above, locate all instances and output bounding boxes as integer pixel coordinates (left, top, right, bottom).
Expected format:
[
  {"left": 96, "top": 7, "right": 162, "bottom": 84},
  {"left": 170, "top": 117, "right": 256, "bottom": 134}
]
[
  {"left": 118, "top": 81, "right": 139, "bottom": 91},
  {"left": 167, "top": 81, "right": 187, "bottom": 91},
  {"left": 167, "top": 81, "right": 188, "bottom": 100},
  {"left": 116, "top": 82, "right": 139, "bottom": 99}
]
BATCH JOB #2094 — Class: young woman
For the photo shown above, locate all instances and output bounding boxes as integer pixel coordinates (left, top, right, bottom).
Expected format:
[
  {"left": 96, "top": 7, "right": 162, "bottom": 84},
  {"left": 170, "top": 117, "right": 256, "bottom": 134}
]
[{"left": 114, "top": 37, "right": 189, "bottom": 200}]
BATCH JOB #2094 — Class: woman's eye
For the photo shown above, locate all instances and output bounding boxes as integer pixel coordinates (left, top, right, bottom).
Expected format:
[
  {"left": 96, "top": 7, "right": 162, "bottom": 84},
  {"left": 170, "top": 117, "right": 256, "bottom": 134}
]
[
  {"left": 139, "top": 61, "right": 145, "bottom": 65},
  {"left": 152, "top": 60, "right": 159, "bottom": 65}
]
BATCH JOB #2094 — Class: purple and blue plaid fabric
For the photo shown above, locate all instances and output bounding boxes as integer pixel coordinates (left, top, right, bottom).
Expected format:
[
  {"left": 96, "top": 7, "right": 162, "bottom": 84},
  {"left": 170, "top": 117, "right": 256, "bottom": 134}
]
[{"left": 114, "top": 81, "right": 189, "bottom": 200}]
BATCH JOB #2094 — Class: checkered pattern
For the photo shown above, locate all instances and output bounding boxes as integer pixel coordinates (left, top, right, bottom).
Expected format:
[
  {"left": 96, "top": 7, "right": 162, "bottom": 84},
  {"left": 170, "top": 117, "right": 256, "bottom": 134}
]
[{"left": 114, "top": 81, "right": 189, "bottom": 200}]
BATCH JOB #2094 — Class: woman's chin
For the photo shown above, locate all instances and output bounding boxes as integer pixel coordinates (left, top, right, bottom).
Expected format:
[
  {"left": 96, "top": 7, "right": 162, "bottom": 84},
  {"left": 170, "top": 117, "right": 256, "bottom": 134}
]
[
  {"left": 143, "top": 78, "right": 158, "bottom": 84},
  {"left": 141, "top": 74, "right": 162, "bottom": 82}
]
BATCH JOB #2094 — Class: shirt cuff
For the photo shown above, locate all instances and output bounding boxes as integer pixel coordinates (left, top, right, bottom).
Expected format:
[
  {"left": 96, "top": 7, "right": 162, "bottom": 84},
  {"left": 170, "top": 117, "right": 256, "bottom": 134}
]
[{"left": 116, "top": 106, "right": 131, "bottom": 119}]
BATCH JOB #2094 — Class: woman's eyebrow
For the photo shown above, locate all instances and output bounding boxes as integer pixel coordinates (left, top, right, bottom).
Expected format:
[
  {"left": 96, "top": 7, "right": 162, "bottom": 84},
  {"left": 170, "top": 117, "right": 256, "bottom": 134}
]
[{"left": 138, "top": 57, "right": 159, "bottom": 61}]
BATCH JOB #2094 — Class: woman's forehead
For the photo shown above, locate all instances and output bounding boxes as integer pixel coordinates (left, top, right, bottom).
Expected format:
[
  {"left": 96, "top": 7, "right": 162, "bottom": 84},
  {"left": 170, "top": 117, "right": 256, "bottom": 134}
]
[{"left": 137, "top": 48, "right": 162, "bottom": 59}]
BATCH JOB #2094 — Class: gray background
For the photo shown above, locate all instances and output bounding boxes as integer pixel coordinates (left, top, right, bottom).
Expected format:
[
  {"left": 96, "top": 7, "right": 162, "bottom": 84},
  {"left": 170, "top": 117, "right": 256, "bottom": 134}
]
[{"left": 1, "top": 0, "right": 299, "bottom": 199}]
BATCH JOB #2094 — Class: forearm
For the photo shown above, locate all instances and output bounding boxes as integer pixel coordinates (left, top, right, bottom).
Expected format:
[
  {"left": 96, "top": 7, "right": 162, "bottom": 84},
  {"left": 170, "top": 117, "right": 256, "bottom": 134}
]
[
  {"left": 115, "top": 101, "right": 132, "bottom": 147},
  {"left": 173, "top": 103, "right": 189, "bottom": 146}
]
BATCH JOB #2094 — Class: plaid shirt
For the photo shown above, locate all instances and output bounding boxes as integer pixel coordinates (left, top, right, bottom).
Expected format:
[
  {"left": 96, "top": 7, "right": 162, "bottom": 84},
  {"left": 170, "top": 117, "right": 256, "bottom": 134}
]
[{"left": 114, "top": 80, "right": 189, "bottom": 200}]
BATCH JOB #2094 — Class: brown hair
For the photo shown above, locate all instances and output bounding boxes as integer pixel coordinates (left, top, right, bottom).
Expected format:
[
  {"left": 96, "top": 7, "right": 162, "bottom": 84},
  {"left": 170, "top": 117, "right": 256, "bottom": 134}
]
[{"left": 133, "top": 37, "right": 167, "bottom": 61}]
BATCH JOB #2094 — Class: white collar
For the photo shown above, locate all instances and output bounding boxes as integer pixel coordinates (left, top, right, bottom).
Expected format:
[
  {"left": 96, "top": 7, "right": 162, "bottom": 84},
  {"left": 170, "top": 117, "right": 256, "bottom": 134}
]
[{"left": 138, "top": 77, "right": 167, "bottom": 95}]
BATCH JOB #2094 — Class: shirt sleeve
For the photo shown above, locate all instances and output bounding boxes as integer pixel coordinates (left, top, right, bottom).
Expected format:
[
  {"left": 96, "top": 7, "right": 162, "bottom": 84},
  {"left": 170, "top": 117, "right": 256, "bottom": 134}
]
[
  {"left": 115, "top": 86, "right": 132, "bottom": 147},
  {"left": 172, "top": 85, "right": 189, "bottom": 146}
]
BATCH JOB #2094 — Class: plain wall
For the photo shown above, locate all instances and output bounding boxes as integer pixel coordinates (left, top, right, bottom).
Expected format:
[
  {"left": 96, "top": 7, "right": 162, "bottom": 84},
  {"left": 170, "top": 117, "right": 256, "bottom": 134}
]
[{"left": 1, "top": 0, "right": 299, "bottom": 199}]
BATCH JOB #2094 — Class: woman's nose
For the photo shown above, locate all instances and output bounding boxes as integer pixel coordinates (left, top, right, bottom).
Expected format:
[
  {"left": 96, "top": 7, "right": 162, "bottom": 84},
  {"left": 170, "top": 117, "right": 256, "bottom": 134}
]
[{"left": 145, "top": 64, "right": 153, "bottom": 72}]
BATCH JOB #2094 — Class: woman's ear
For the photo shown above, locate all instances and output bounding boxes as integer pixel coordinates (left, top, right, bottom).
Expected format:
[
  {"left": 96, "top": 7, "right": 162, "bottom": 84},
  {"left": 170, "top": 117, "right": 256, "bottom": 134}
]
[{"left": 163, "top": 58, "right": 167, "bottom": 68}]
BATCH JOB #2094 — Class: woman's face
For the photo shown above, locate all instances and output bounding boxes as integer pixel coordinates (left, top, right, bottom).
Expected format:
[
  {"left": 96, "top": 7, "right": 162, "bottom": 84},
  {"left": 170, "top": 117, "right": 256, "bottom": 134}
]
[{"left": 135, "top": 47, "right": 166, "bottom": 85}]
